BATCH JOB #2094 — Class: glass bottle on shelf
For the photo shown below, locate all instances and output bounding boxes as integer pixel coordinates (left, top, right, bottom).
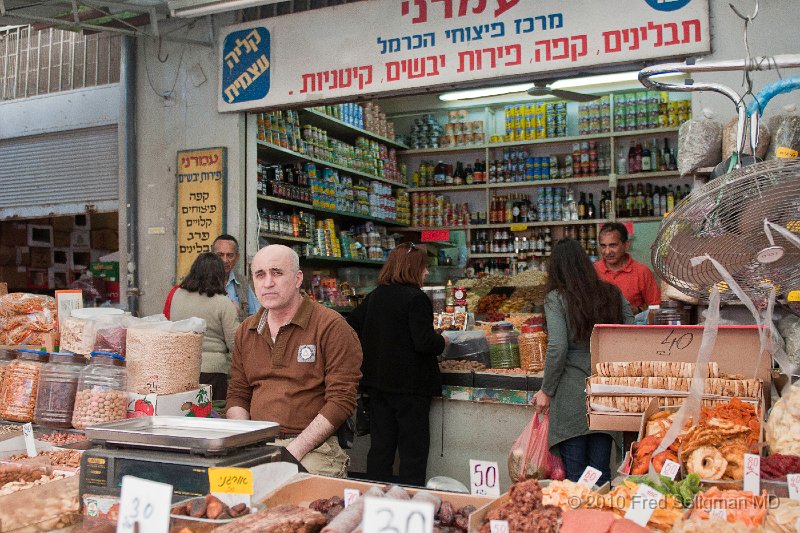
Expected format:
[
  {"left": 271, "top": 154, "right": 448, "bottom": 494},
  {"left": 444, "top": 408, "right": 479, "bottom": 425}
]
[
  {"left": 616, "top": 185, "right": 627, "bottom": 218},
  {"left": 604, "top": 190, "right": 614, "bottom": 219},
  {"left": 635, "top": 184, "right": 646, "bottom": 217},
  {"left": 667, "top": 185, "right": 676, "bottom": 213},
  {"left": 625, "top": 184, "right": 635, "bottom": 218},
  {"left": 453, "top": 161, "right": 465, "bottom": 185},
  {"left": 434, "top": 161, "right": 446, "bottom": 186},
  {"left": 645, "top": 183, "right": 654, "bottom": 216},
  {"left": 464, "top": 162, "right": 474, "bottom": 185},
  {"left": 577, "top": 192, "right": 587, "bottom": 220},
  {"left": 651, "top": 186, "right": 661, "bottom": 217},
  {"left": 587, "top": 193, "right": 596, "bottom": 219},
  {"left": 628, "top": 143, "right": 637, "bottom": 174},
  {"left": 653, "top": 139, "right": 663, "bottom": 171},
  {"left": 641, "top": 142, "right": 652, "bottom": 172},
  {"left": 617, "top": 142, "right": 628, "bottom": 175}
]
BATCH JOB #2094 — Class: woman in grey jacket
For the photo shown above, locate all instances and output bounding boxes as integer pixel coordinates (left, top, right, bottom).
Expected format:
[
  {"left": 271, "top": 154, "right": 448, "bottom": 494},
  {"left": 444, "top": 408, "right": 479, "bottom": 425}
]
[
  {"left": 532, "top": 238, "right": 634, "bottom": 485},
  {"left": 167, "top": 252, "right": 240, "bottom": 401}
]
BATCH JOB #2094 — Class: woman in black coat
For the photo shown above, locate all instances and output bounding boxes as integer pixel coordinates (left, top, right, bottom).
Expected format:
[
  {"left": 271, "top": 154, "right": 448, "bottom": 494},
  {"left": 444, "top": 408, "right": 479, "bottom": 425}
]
[{"left": 347, "top": 242, "right": 447, "bottom": 486}]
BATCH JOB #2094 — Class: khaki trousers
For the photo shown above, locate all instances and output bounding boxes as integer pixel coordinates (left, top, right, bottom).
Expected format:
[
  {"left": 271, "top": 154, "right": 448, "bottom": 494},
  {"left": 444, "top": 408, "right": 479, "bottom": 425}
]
[{"left": 274, "top": 435, "right": 349, "bottom": 478}]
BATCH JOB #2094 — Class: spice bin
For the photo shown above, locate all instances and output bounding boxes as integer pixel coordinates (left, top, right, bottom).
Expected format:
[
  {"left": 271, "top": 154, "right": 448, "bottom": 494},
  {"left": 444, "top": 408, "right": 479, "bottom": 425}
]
[
  {"left": 487, "top": 323, "right": 520, "bottom": 369},
  {"left": 0, "top": 349, "right": 49, "bottom": 422},
  {"left": 34, "top": 352, "right": 87, "bottom": 429},
  {"left": 71, "top": 351, "right": 128, "bottom": 430},
  {"left": 0, "top": 348, "right": 19, "bottom": 390},
  {"left": 519, "top": 325, "right": 548, "bottom": 373}
]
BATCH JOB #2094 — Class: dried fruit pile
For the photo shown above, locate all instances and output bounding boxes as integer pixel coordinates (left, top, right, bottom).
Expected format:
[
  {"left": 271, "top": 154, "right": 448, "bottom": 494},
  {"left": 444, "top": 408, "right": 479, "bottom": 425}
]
[{"left": 478, "top": 479, "right": 561, "bottom": 533}]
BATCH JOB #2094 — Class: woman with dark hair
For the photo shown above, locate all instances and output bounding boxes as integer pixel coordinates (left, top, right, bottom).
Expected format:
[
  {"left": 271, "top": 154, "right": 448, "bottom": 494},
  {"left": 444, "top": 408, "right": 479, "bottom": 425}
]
[
  {"left": 532, "top": 238, "right": 634, "bottom": 485},
  {"left": 166, "top": 252, "right": 240, "bottom": 401},
  {"left": 347, "top": 242, "right": 448, "bottom": 486}
]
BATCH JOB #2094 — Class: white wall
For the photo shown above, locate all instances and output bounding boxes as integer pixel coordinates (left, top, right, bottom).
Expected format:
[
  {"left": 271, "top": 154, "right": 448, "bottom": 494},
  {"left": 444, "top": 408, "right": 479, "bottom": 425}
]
[{"left": 135, "top": 15, "right": 246, "bottom": 315}]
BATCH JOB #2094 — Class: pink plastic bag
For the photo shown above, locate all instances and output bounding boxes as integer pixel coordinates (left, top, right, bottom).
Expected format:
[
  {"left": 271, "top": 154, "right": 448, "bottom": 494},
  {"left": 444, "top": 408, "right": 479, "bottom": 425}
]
[{"left": 508, "top": 413, "right": 566, "bottom": 482}]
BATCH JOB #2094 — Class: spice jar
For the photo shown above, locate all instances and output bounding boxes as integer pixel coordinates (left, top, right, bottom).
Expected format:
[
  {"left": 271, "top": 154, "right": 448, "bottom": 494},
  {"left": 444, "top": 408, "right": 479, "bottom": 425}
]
[
  {"left": 519, "top": 325, "right": 548, "bottom": 373},
  {"left": 488, "top": 323, "right": 520, "bottom": 369},
  {"left": 0, "top": 348, "right": 19, "bottom": 392},
  {"left": 34, "top": 352, "right": 86, "bottom": 429},
  {"left": 0, "top": 349, "right": 49, "bottom": 422},
  {"left": 72, "top": 352, "right": 128, "bottom": 430}
]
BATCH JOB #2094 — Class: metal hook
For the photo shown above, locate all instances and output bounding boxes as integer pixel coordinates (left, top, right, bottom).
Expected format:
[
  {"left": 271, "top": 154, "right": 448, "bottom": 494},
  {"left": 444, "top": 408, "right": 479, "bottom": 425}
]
[
  {"left": 157, "top": 37, "right": 169, "bottom": 63},
  {"left": 729, "top": 0, "right": 759, "bottom": 22}
]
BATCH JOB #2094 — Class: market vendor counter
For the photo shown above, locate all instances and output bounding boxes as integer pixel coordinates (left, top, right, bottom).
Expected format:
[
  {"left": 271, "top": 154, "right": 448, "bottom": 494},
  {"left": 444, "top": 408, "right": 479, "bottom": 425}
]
[{"left": 347, "top": 371, "right": 543, "bottom": 492}]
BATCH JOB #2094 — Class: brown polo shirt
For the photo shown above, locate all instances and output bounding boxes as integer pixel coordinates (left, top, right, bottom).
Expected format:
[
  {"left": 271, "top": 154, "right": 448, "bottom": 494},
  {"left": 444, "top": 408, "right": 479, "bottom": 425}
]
[{"left": 227, "top": 295, "right": 362, "bottom": 433}]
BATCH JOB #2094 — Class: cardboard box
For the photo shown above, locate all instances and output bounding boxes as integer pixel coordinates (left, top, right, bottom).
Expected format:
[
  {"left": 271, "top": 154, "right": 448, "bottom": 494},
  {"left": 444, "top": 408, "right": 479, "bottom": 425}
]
[
  {"left": 90, "top": 212, "right": 118, "bottom": 230},
  {"left": 127, "top": 386, "right": 214, "bottom": 418},
  {"left": 90, "top": 229, "right": 118, "bottom": 251},
  {"left": 71, "top": 230, "right": 91, "bottom": 249},
  {"left": 27, "top": 224, "right": 53, "bottom": 247},
  {"left": 0, "top": 265, "right": 27, "bottom": 288},
  {"left": 261, "top": 473, "right": 493, "bottom": 510},
  {"left": 0, "top": 223, "right": 28, "bottom": 246},
  {"left": 586, "top": 325, "right": 772, "bottom": 432},
  {"left": 28, "top": 246, "right": 53, "bottom": 269},
  {"left": 53, "top": 230, "right": 71, "bottom": 247}
]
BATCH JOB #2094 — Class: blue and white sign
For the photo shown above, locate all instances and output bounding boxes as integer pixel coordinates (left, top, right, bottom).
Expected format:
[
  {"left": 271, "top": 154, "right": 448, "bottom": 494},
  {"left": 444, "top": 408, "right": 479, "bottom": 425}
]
[{"left": 221, "top": 27, "right": 271, "bottom": 105}]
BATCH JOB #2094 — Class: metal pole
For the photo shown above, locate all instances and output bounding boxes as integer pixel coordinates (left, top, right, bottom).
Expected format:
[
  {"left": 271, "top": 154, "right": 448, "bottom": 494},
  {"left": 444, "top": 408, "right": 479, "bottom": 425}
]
[{"left": 119, "top": 35, "right": 140, "bottom": 315}]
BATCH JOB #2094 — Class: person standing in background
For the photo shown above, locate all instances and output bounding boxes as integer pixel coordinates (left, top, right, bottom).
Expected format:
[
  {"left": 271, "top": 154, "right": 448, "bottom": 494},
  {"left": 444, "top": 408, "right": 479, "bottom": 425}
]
[
  {"left": 594, "top": 222, "right": 661, "bottom": 314},
  {"left": 533, "top": 238, "right": 634, "bottom": 486},
  {"left": 167, "top": 253, "right": 239, "bottom": 402},
  {"left": 212, "top": 234, "right": 260, "bottom": 320},
  {"left": 347, "top": 242, "right": 448, "bottom": 487}
]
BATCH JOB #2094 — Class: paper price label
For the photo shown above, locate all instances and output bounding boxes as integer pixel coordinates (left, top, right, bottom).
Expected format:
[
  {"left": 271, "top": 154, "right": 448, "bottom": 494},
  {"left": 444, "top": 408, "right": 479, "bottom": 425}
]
[
  {"left": 208, "top": 467, "right": 253, "bottom": 495},
  {"left": 743, "top": 454, "right": 760, "bottom": 494},
  {"left": 509, "top": 224, "right": 528, "bottom": 232},
  {"left": 116, "top": 476, "right": 172, "bottom": 533},
  {"left": 490, "top": 520, "right": 510, "bottom": 533},
  {"left": 660, "top": 459, "right": 680, "bottom": 480},
  {"left": 22, "top": 423, "right": 37, "bottom": 458},
  {"left": 344, "top": 488, "right": 361, "bottom": 508},
  {"left": 709, "top": 507, "right": 728, "bottom": 520},
  {"left": 624, "top": 484, "right": 663, "bottom": 527},
  {"left": 788, "top": 474, "right": 800, "bottom": 500},
  {"left": 470, "top": 460, "right": 500, "bottom": 497},
  {"left": 577, "top": 466, "right": 602, "bottom": 487},
  {"left": 363, "top": 497, "right": 434, "bottom": 533}
]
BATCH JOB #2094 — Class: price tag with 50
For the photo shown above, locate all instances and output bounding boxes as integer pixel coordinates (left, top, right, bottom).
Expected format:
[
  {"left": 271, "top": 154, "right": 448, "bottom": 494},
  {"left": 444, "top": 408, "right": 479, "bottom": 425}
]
[
  {"left": 470, "top": 460, "right": 500, "bottom": 497},
  {"left": 490, "top": 520, "right": 510, "bottom": 533},
  {"left": 363, "top": 497, "right": 434, "bottom": 533},
  {"left": 116, "top": 476, "right": 172, "bottom": 533}
]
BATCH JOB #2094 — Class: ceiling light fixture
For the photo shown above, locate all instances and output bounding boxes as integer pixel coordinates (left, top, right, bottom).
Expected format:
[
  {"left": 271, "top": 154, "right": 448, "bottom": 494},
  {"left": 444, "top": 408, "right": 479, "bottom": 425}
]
[
  {"left": 438, "top": 70, "right": 679, "bottom": 102},
  {"left": 168, "top": 0, "right": 283, "bottom": 18}
]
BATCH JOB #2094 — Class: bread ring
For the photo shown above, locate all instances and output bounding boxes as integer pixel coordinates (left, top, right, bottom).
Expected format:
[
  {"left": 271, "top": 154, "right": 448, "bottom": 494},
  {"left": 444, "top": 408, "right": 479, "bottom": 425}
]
[{"left": 687, "top": 446, "right": 728, "bottom": 480}]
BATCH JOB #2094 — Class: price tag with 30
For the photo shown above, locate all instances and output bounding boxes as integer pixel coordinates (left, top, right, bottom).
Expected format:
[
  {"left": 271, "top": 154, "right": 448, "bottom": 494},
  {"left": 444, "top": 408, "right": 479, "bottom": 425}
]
[
  {"left": 660, "top": 459, "right": 680, "bottom": 480},
  {"left": 624, "top": 484, "right": 663, "bottom": 527},
  {"left": 743, "top": 454, "right": 761, "bottom": 494},
  {"left": 470, "top": 460, "right": 500, "bottom": 497},
  {"left": 363, "top": 497, "right": 434, "bottom": 533},
  {"left": 116, "top": 476, "right": 172, "bottom": 533},
  {"left": 577, "top": 466, "right": 602, "bottom": 487},
  {"left": 788, "top": 474, "right": 800, "bottom": 500}
]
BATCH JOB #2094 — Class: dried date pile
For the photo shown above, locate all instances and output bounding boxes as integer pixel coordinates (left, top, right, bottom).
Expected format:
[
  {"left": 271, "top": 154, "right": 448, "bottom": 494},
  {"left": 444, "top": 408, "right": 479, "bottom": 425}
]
[
  {"left": 171, "top": 494, "right": 251, "bottom": 520},
  {"left": 479, "top": 479, "right": 562, "bottom": 533}
]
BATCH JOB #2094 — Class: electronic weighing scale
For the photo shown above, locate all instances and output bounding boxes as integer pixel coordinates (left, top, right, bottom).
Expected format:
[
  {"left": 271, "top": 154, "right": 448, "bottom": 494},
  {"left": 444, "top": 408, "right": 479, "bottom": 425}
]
[{"left": 79, "top": 417, "right": 300, "bottom": 501}]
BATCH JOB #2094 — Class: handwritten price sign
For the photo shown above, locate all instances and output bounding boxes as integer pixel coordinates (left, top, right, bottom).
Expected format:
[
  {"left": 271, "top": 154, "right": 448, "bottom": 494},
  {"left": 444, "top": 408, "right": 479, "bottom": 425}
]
[
  {"left": 363, "top": 497, "right": 434, "bottom": 533},
  {"left": 743, "top": 454, "right": 760, "bottom": 494},
  {"left": 660, "top": 459, "right": 680, "bottom": 480},
  {"left": 116, "top": 476, "right": 172, "bottom": 533},
  {"left": 344, "top": 488, "right": 361, "bottom": 508},
  {"left": 624, "top": 484, "right": 663, "bottom": 527},
  {"left": 470, "top": 460, "right": 500, "bottom": 497},
  {"left": 709, "top": 507, "right": 728, "bottom": 520},
  {"left": 787, "top": 474, "right": 800, "bottom": 500},
  {"left": 490, "top": 520, "right": 510, "bottom": 533},
  {"left": 208, "top": 467, "right": 253, "bottom": 495},
  {"left": 577, "top": 466, "right": 602, "bottom": 487},
  {"left": 22, "top": 423, "right": 37, "bottom": 458}
]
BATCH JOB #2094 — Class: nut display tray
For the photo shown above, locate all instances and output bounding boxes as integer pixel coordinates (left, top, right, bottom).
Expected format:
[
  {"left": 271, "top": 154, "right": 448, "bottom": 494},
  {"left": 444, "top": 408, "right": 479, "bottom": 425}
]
[{"left": 84, "top": 417, "right": 280, "bottom": 454}]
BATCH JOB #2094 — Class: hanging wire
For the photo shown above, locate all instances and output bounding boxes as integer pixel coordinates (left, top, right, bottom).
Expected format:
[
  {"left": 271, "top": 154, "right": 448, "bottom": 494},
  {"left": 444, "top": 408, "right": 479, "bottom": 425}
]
[{"left": 143, "top": 31, "right": 187, "bottom": 100}]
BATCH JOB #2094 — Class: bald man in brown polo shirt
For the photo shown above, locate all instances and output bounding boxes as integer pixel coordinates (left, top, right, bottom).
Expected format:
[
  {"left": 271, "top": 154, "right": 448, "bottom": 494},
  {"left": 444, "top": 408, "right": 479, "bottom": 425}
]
[{"left": 226, "top": 245, "right": 362, "bottom": 477}]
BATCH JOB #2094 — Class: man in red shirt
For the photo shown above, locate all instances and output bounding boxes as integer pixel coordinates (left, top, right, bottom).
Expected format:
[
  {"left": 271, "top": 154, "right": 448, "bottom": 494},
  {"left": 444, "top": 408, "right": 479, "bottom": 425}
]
[{"left": 594, "top": 222, "right": 661, "bottom": 313}]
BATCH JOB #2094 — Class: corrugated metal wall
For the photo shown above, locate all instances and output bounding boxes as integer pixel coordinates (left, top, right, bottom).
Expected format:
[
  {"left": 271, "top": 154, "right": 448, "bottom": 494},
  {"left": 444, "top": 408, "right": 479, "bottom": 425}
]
[{"left": 0, "top": 125, "right": 119, "bottom": 219}]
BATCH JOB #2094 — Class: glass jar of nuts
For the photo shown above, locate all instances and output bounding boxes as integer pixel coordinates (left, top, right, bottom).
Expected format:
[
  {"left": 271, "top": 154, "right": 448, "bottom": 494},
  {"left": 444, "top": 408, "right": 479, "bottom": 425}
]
[
  {"left": 34, "top": 352, "right": 87, "bottom": 429},
  {"left": 72, "top": 352, "right": 128, "bottom": 430},
  {"left": 0, "top": 349, "right": 49, "bottom": 422}
]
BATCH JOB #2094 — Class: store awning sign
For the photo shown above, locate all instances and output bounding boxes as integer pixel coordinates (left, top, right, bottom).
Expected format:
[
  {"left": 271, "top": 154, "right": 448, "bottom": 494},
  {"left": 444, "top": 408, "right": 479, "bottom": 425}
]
[
  {"left": 218, "top": 0, "right": 710, "bottom": 111},
  {"left": 176, "top": 148, "right": 226, "bottom": 280},
  {"left": 221, "top": 27, "right": 271, "bottom": 105}
]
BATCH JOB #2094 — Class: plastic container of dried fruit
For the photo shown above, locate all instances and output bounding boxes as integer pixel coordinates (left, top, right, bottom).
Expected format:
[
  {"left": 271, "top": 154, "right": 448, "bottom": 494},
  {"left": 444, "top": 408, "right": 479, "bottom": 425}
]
[{"left": 0, "top": 473, "right": 79, "bottom": 531}]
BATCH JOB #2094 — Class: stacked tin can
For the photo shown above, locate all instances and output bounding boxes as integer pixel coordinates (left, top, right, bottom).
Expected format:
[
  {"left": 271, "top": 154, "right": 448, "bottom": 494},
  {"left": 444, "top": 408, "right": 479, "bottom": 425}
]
[
  {"left": 578, "top": 96, "right": 612, "bottom": 135},
  {"left": 395, "top": 191, "right": 411, "bottom": 225},
  {"left": 369, "top": 181, "right": 397, "bottom": 222},
  {"left": 311, "top": 219, "right": 341, "bottom": 257},
  {"left": 535, "top": 187, "right": 566, "bottom": 222},
  {"left": 503, "top": 103, "right": 568, "bottom": 142},
  {"left": 408, "top": 114, "right": 443, "bottom": 149}
]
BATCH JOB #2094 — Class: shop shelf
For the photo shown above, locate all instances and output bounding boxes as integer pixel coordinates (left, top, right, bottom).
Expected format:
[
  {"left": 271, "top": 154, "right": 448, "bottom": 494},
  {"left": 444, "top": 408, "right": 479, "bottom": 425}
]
[
  {"left": 257, "top": 194, "right": 407, "bottom": 227},
  {"left": 610, "top": 127, "right": 680, "bottom": 139},
  {"left": 614, "top": 170, "right": 680, "bottom": 181},
  {"left": 616, "top": 216, "right": 664, "bottom": 223},
  {"left": 256, "top": 194, "right": 313, "bottom": 210},
  {"left": 256, "top": 140, "right": 407, "bottom": 188},
  {"left": 259, "top": 232, "right": 311, "bottom": 244},
  {"left": 301, "top": 109, "right": 408, "bottom": 150},
  {"left": 301, "top": 255, "right": 385, "bottom": 266},
  {"left": 468, "top": 252, "right": 548, "bottom": 259},
  {"left": 487, "top": 131, "right": 611, "bottom": 150},
  {"left": 401, "top": 144, "right": 488, "bottom": 155},
  {"left": 409, "top": 176, "right": 609, "bottom": 192},
  {"left": 402, "top": 219, "right": 608, "bottom": 232}
]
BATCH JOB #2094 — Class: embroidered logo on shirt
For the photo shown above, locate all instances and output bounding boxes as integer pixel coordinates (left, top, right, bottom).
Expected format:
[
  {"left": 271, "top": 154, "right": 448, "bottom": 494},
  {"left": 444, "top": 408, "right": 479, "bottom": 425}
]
[{"left": 297, "top": 344, "right": 316, "bottom": 363}]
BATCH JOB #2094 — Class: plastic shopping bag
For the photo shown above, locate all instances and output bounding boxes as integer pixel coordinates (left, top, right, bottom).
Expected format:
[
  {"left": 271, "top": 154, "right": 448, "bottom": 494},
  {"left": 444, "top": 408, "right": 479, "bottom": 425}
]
[{"left": 508, "top": 413, "right": 566, "bottom": 482}]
